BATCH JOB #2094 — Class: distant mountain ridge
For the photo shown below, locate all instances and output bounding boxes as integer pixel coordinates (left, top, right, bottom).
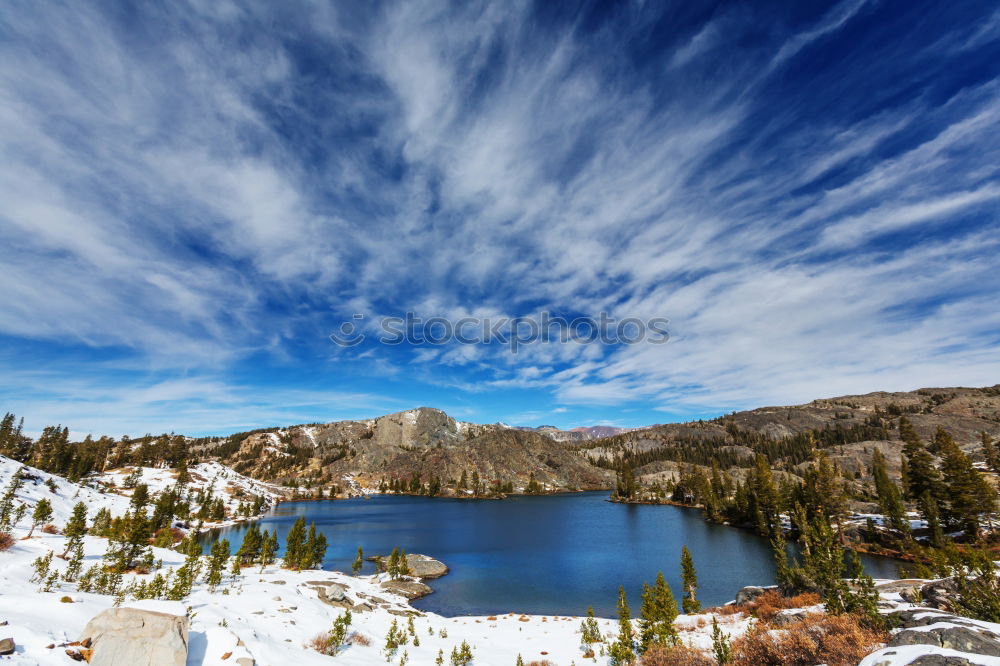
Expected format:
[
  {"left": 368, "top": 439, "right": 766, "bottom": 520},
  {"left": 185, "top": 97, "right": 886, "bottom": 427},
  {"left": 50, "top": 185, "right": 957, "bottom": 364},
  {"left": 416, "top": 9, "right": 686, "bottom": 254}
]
[{"left": 191, "top": 385, "right": 1000, "bottom": 494}]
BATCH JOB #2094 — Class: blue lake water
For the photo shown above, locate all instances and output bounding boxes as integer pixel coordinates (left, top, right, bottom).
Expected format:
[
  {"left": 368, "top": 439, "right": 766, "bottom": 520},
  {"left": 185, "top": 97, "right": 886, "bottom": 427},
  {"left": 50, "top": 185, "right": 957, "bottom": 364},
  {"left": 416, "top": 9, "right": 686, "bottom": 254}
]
[{"left": 202, "top": 491, "right": 901, "bottom": 617}]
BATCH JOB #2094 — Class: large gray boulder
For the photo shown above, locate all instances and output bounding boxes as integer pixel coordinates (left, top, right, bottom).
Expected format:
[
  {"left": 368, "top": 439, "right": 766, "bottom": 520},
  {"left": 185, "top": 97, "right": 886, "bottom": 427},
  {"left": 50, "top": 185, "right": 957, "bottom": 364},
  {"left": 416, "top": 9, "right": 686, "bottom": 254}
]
[
  {"left": 734, "top": 585, "right": 768, "bottom": 605},
  {"left": 380, "top": 579, "right": 434, "bottom": 600},
  {"left": 371, "top": 553, "right": 449, "bottom": 579},
  {"left": 80, "top": 606, "right": 188, "bottom": 666},
  {"left": 890, "top": 627, "right": 1000, "bottom": 657}
]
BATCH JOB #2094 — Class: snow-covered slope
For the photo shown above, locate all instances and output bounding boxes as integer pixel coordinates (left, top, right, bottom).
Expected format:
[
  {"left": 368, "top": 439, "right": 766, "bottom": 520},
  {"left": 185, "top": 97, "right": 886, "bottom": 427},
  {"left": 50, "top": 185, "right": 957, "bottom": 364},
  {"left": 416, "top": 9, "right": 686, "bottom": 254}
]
[
  {"left": 0, "top": 456, "right": 131, "bottom": 526},
  {"left": 92, "top": 460, "right": 285, "bottom": 522}
]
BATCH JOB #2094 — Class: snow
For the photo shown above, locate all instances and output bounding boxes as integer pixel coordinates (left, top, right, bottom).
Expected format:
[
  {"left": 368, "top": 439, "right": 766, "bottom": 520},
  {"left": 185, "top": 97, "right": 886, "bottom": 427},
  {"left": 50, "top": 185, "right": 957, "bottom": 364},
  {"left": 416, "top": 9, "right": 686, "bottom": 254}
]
[
  {"left": 90, "top": 460, "right": 285, "bottom": 527},
  {"left": 4, "top": 456, "right": 1000, "bottom": 665},
  {"left": 860, "top": 644, "right": 1000, "bottom": 665},
  {"left": 0, "top": 456, "right": 132, "bottom": 525}
]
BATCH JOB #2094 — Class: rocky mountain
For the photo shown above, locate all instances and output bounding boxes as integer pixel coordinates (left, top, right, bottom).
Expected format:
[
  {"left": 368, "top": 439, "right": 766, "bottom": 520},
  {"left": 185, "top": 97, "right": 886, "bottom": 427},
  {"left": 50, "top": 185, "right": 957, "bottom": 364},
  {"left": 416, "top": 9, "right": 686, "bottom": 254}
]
[
  {"left": 578, "top": 385, "right": 1000, "bottom": 488},
  {"left": 192, "top": 385, "right": 1000, "bottom": 495},
  {"left": 510, "top": 424, "right": 638, "bottom": 442},
  {"left": 194, "top": 407, "right": 614, "bottom": 493}
]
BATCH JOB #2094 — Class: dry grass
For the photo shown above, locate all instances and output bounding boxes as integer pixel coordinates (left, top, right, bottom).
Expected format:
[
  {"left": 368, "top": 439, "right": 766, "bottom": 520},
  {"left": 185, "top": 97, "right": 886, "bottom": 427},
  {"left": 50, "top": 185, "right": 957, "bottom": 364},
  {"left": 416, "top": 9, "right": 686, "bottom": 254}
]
[
  {"left": 705, "top": 589, "right": 821, "bottom": 620},
  {"left": 307, "top": 633, "right": 335, "bottom": 656},
  {"left": 730, "top": 612, "right": 888, "bottom": 666},
  {"left": 0, "top": 531, "right": 14, "bottom": 551},
  {"left": 42, "top": 523, "right": 59, "bottom": 534},
  {"left": 641, "top": 644, "right": 715, "bottom": 666}
]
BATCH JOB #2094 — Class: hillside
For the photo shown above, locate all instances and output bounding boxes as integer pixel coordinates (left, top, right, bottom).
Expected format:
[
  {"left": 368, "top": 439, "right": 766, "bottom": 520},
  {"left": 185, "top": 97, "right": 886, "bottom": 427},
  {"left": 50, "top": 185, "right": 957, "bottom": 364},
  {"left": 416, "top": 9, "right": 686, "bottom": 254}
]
[
  {"left": 194, "top": 407, "right": 615, "bottom": 494},
  {"left": 577, "top": 385, "right": 1000, "bottom": 488},
  {"left": 185, "top": 386, "right": 1000, "bottom": 498}
]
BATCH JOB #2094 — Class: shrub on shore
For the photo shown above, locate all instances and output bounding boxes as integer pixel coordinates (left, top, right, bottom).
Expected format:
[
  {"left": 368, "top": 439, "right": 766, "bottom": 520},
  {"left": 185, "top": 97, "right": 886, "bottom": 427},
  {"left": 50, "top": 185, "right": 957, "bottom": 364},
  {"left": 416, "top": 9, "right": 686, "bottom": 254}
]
[{"left": 729, "top": 612, "right": 887, "bottom": 666}]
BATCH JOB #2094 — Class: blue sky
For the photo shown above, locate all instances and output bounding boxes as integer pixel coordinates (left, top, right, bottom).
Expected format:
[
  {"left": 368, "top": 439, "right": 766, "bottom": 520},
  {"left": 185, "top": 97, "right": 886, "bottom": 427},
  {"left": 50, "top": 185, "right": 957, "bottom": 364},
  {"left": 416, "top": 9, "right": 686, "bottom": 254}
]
[{"left": 1, "top": 0, "right": 999, "bottom": 437}]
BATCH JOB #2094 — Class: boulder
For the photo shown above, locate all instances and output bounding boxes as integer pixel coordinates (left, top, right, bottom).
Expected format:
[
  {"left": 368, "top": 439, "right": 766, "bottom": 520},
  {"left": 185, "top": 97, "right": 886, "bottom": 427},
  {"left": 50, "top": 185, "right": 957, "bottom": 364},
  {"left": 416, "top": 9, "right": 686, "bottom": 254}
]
[
  {"left": 734, "top": 586, "right": 767, "bottom": 605},
  {"left": 80, "top": 606, "right": 188, "bottom": 666},
  {"left": 865, "top": 650, "right": 975, "bottom": 666},
  {"left": 890, "top": 627, "right": 1000, "bottom": 657},
  {"left": 371, "top": 554, "right": 449, "bottom": 579},
  {"left": 920, "top": 577, "right": 961, "bottom": 611},
  {"left": 306, "top": 581, "right": 348, "bottom": 603},
  {"left": 0, "top": 637, "right": 13, "bottom": 655},
  {"left": 380, "top": 579, "right": 434, "bottom": 600}
]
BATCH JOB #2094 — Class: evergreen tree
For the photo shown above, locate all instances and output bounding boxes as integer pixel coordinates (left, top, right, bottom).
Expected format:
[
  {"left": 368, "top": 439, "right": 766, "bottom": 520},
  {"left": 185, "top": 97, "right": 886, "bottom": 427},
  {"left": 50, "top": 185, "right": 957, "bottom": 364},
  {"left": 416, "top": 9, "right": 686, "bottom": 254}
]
[
  {"left": 900, "top": 417, "right": 943, "bottom": 502},
  {"left": 0, "top": 466, "right": 24, "bottom": 530},
  {"left": 207, "top": 539, "right": 230, "bottom": 591},
  {"left": 711, "top": 616, "right": 732, "bottom": 665},
  {"left": 28, "top": 498, "right": 53, "bottom": 537},
  {"left": 283, "top": 517, "right": 306, "bottom": 569},
  {"left": 353, "top": 546, "right": 364, "bottom": 575},
  {"left": 872, "top": 449, "right": 909, "bottom": 533},
  {"left": 938, "top": 429, "right": 995, "bottom": 536},
  {"left": 750, "top": 454, "right": 779, "bottom": 536},
  {"left": 258, "top": 529, "right": 278, "bottom": 571},
  {"left": 609, "top": 585, "right": 635, "bottom": 665},
  {"left": 236, "top": 524, "right": 262, "bottom": 565},
  {"left": 981, "top": 432, "right": 1000, "bottom": 474},
  {"left": 921, "top": 491, "right": 945, "bottom": 548},
  {"left": 638, "top": 572, "right": 678, "bottom": 650},
  {"left": 387, "top": 547, "right": 400, "bottom": 578},
  {"left": 680, "top": 546, "right": 700, "bottom": 614},
  {"left": 580, "top": 606, "right": 603, "bottom": 644},
  {"left": 61, "top": 501, "right": 88, "bottom": 557}
]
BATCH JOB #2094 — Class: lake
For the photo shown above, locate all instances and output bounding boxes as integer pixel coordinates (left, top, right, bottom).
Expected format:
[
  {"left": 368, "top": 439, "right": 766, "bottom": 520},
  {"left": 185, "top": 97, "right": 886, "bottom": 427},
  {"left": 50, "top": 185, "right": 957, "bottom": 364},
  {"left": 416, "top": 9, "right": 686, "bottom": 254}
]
[{"left": 201, "top": 491, "right": 901, "bottom": 617}]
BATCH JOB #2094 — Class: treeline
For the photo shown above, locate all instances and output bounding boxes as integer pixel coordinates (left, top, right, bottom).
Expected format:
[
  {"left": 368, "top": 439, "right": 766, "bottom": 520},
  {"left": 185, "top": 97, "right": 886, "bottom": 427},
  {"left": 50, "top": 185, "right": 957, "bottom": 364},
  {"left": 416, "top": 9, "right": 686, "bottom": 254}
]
[
  {"left": 377, "top": 468, "right": 542, "bottom": 497},
  {"left": 0, "top": 411, "right": 195, "bottom": 481},
  {"left": 614, "top": 417, "right": 999, "bottom": 554},
  {"left": 590, "top": 412, "right": 891, "bottom": 475}
]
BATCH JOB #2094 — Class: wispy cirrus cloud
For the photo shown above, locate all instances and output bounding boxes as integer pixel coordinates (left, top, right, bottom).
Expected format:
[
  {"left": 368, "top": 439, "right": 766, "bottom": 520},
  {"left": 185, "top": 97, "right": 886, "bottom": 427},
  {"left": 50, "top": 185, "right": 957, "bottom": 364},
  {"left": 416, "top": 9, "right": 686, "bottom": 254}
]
[{"left": 0, "top": 0, "right": 998, "bottom": 433}]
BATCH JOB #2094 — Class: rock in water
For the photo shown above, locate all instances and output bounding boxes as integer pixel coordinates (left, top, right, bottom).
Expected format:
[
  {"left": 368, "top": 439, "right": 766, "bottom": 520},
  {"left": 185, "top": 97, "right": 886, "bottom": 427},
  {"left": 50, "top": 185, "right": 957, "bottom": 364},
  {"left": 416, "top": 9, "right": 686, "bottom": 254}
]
[
  {"left": 0, "top": 637, "right": 14, "bottom": 655},
  {"left": 371, "top": 553, "right": 449, "bottom": 579},
  {"left": 80, "top": 606, "right": 188, "bottom": 666}
]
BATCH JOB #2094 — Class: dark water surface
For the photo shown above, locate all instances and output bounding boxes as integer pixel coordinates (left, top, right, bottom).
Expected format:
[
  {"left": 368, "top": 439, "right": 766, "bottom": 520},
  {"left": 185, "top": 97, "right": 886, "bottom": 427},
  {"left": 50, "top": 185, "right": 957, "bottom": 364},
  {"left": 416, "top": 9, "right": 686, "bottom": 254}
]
[{"left": 201, "top": 492, "right": 900, "bottom": 617}]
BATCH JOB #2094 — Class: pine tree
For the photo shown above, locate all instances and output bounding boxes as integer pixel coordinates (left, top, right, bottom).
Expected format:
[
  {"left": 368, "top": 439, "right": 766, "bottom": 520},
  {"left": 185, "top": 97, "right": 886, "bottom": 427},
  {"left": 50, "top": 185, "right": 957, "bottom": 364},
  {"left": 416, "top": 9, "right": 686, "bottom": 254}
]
[
  {"left": 872, "top": 449, "right": 908, "bottom": 533},
  {"left": 609, "top": 585, "right": 635, "bottom": 665},
  {"left": 236, "top": 524, "right": 262, "bottom": 565},
  {"left": 258, "top": 529, "right": 278, "bottom": 571},
  {"left": 387, "top": 547, "right": 400, "bottom": 578},
  {"left": 938, "top": 429, "right": 995, "bottom": 537},
  {"left": 711, "top": 616, "right": 732, "bottom": 664},
  {"left": 353, "top": 546, "right": 364, "bottom": 575},
  {"left": 283, "top": 517, "right": 306, "bottom": 569},
  {"left": 639, "top": 572, "right": 678, "bottom": 650},
  {"left": 921, "top": 491, "right": 945, "bottom": 548},
  {"left": 900, "top": 417, "right": 943, "bottom": 502},
  {"left": 207, "top": 539, "right": 230, "bottom": 591},
  {"left": 28, "top": 498, "right": 53, "bottom": 537},
  {"left": 0, "top": 466, "right": 25, "bottom": 530},
  {"left": 580, "top": 605, "right": 603, "bottom": 644},
  {"left": 981, "top": 432, "right": 1000, "bottom": 474},
  {"left": 61, "top": 501, "right": 88, "bottom": 557},
  {"left": 750, "top": 454, "right": 779, "bottom": 536},
  {"left": 680, "top": 546, "right": 700, "bottom": 614}
]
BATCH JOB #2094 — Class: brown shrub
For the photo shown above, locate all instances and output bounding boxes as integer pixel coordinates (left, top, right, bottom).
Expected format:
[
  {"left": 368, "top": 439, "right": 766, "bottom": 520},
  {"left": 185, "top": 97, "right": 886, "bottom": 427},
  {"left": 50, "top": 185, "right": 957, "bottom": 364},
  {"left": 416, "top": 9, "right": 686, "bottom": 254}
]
[
  {"left": 730, "top": 612, "right": 888, "bottom": 666},
  {"left": 0, "top": 531, "right": 14, "bottom": 551},
  {"left": 307, "top": 634, "right": 334, "bottom": 656},
  {"left": 742, "top": 590, "right": 821, "bottom": 621},
  {"left": 525, "top": 662, "right": 556, "bottom": 666},
  {"left": 641, "top": 644, "right": 714, "bottom": 666},
  {"left": 347, "top": 632, "right": 370, "bottom": 647},
  {"left": 42, "top": 524, "right": 59, "bottom": 534}
]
